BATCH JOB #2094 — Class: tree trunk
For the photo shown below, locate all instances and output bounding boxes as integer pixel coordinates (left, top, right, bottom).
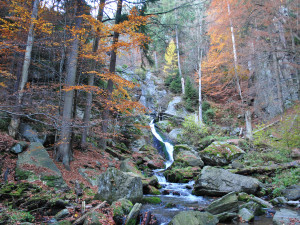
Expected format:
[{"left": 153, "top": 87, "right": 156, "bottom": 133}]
[
  {"left": 8, "top": 0, "right": 39, "bottom": 137},
  {"left": 100, "top": 0, "right": 123, "bottom": 149},
  {"left": 81, "top": 0, "right": 106, "bottom": 147},
  {"left": 174, "top": 6, "right": 183, "bottom": 94},
  {"left": 227, "top": 1, "right": 243, "bottom": 103},
  {"left": 245, "top": 110, "right": 253, "bottom": 140},
  {"left": 56, "top": 0, "right": 84, "bottom": 170},
  {"left": 198, "top": 49, "right": 203, "bottom": 125}
]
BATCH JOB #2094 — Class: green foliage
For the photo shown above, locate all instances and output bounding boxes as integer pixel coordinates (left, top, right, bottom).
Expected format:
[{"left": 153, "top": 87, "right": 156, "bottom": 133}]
[
  {"left": 169, "top": 74, "right": 182, "bottom": 94},
  {"left": 184, "top": 77, "right": 198, "bottom": 112},
  {"left": 181, "top": 115, "right": 209, "bottom": 145},
  {"left": 135, "top": 68, "right": 146, "bottom": 80},
  {"left": 278, "top": 113, "right": 300, "bottom": 148},
  {"left": 272, "top": 168, "right": 300, "bottom": 197},
  {"left": 202, "top": 101, "right": 211, "bottom": 111},
  {"left": 0, "top": 209, "right": 34, "bottom": 223}
]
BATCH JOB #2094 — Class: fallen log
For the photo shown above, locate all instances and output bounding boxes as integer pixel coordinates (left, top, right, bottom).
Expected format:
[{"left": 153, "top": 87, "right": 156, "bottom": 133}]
[
  {"left": 72, "top": 201, "right": 107, "bottom": 225},
  {"left": 231, "top": 160, "right": 299, "bottom": 175}
]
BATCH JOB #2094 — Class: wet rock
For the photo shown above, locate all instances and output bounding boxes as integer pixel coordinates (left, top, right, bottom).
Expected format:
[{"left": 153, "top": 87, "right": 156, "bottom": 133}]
[
  {"left": 282, "top": 185, "right": 300, "bottom": 200},
  {"left": 216, "top": 212, "right": 237, "bottom": 223},
  {"left": 238, "top": 208, "right": 254, "bottom": 222},
  {"left": 164, "top": 166, "right": 201, "bottom": 183},
  {"left": 273, "top": 209, "right": 300, "bottom": 225},
  {"left": 271, "top": 197, "right": 288, "bottom": 205},
  {"left": 19, "top": 123, "right": 46, "bottom": 144},
  {"left": 10, "top": 141, "right": 28, "bottom": 154},
  {"left": 206, "top": 192, "right": 239, "bottom": 215},
  {"left": 125, "top": 203, "right": 142, "bottom": 225},
  {"left": 169, "top": 211, "right": 218, "bottom": 225},
  {"left": 193, "top": 166, "right": 261, "bottom": 196},
  {"left": 250, "top": 196, "right": 273, "bottom": 209},
  {"left": 96, "top": 168, "right": 143, "bottom": 203},
  {"left": 168, "top": 128, "right": 183, "bottom": 142},
  {"left": 16, "top": 142, "right": 66, "bottom": 188},
  {"left": 200, "top": 142, "right": 245, "bottom": 166},
  {"left": 287, "top": 200, "right": 300, "bottom": 207},
  {"left": 239, "top": 201, "right": 264, "bottom": 216}
]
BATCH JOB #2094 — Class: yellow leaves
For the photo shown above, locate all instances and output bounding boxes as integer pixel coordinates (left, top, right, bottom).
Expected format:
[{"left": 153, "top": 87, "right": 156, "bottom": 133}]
[
  {"left": 164, "top": 39, "right": 178, "bottom": 76},
  {"left": 0, "top": 82, "right": 7, "bottom": 88}
]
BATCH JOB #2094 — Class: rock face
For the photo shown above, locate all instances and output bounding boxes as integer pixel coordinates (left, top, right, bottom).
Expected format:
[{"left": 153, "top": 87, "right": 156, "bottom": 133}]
[
  {"left": 165, "top": 96, "right": 188, "bottom": 118},
  {"left": 174, "top": 150, "right": 204, "bottom": 167},
  {"left": 273, "top": 209, "right": 300, "bottom": 225},
  {"left": 168, "top": 128, "right": 183, "bottom": 142},
  {"left": 169, "top": 211, "right": 219, "bottom": 225},
  {"left": 206, "top": 192, "right": 239, "bottom": 215},
  {"left": 193, "top": 166, "right": 261, "bottom": 196},
  {"left": 16, "top": 142, "right": 65, "bottom": 187},
  {"left": 282, "top": 185, "right": 300, "bottom": 200},
  {"left": 97, "top": 168, "right": 143, "bottom": 203},
  {"left": 200, "top": 142, "right": 245, "bottom": 166},
  {"left": 78, "top": 168, "right": 100, "bottom": 186}
]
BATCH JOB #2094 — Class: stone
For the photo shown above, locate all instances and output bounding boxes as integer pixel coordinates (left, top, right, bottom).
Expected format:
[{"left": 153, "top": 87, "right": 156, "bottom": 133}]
[
  {"left": 216, "top": 212, "right": 237, "bottom": 223},
  {"left": 250, "top": 196, "right": 273, "bottom": 209},
  {"left": 19, "top": 123, "right": 46, "bottom": 144},
  {"left": 174, "top": 150, "right": 204, "bottom": 167},
  {"left": 54, "top": 209, "right": 69, "bottom": 221},
  {"left": 78, "top": 168, "right": 100, "bottom": 186},
  {"left": 169, "top": 211, "right": 219, "bottom": 225},
  {"left": 111, "top": 198, "right": 133, "bottom": 224},
  {"left": 193, "top": 166, "right": 261, "bottom": 196},
  {"left": 231, "top": 161, "right": 244, "bottom": 169},
  {"left": 83, "top": 212, "right": 106, "bottom": 225},
  {"left": 96, "top": 168, "right": 143, "bottom": 203},
  {"left": 273, "top": 209, "right": 300, "bottom": 225},
  {"left": 10, "top": 141, "right": 28, "bottom": 154},
  {"left": 120, "top": 159, "right": 143, "bottom": 177},
  {"left": 206, "top": 192, "right": 239, "bottom": 215},
  {"left": 164, "top": 166, "right": 201, "bottom": 183},
  {"left": 239, "top": 201, "right": 264, "bottom": 216},
  {"left": 165, "top": 96, "right": 188, "bottom": 118},
  {"left": 238, "top": 208, "right": 254, "bottom": 222},
  {"left": 125, "top": 203, "right": 142, "bottom": 225},
  {"left": 287, "top": 201, "right": 300, "bottom": 207},
  {"left": 168, "top": 128, "right": 183, "bottom": 142},
  {"left": 282, "top": 185, "right": 300, "bottom": 200},
  {"left": 271, "top": 197, "right": 288, "bottom": 205},
  {"left": 16, "top": 142, "right": 65, "bottom": 187},
  {"left": 200, "top": 142, "right": 245, "bottom": 166}
]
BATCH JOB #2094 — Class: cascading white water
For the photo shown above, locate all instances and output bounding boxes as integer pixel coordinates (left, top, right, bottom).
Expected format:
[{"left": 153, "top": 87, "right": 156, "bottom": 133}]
[{"left": 149, "top": 120, "right": 174, "bottom": 169}]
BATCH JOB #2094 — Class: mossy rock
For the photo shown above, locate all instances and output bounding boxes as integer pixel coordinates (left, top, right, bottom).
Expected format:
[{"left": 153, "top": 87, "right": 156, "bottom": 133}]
[
  {"left": 111, "top": 198, "right": 133, "bottom": 224},
  {"left": 164, "top": 167, "right": 201, "bottom": 183},
  {"left": 174, "top": 144, "right": 192, "bottom": 154},
  {"left": 200, "top": 141, "right": 245, "bottom": 166},
  {"left": 142, "top": 197, "right": 161, "bottom": 204}
]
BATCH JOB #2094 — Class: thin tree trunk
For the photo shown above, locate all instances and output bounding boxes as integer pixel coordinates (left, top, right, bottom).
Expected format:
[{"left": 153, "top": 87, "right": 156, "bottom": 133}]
[
  {"left": 8, "top": 0, "right": 39, "bottom": 137},
  {"left": 174, "top": 7, "right": 183, "bottom": 94},
  {"left": 198, "top": 50, "right": 203, "bottom": 125},
  {"left": 100, "top": 0, "right": 123, "bottom": 149},
  {"left": 227, "top": 1, "right": 243, "bottom": 103},
  {"left": 56, "top": 0, "right": 84, "bottom": 170},
  {"left": 81, "top": 0, "right": 106, "bottom": 147},
  {"left": 245, "top": 110, "right": 253, "bottom": 140},
  {"left": 154, "top": 51, "right": 158, "bottom": 72}
]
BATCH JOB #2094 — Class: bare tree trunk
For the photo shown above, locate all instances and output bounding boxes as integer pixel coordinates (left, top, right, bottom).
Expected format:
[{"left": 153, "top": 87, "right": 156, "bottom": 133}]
[
  {"left": 198, "top": 50, "right": 203, "bottom": 125},
  {"left": 154, "top": 51, "right": 158, "bottom": 72},
  {"left": 245, "top": 110, "right": 253, "bottom": 140},
  {"left": 174, "top": 5, "right": 183, "bottom": 94},
  {"left": 56, "top": 0, "right": 84, "bottom": 170},
  {"left": 8, "top": 0, "right": 39, "bottom": 137},
  {"left": 81, "top": 0, "right": 106, "bottom": 147},
  {"left": 100, "top": 0, "right": 123, "bottom": 149},
  {"left": 227, "top": 1, "right": 243, "bottom": 103}
]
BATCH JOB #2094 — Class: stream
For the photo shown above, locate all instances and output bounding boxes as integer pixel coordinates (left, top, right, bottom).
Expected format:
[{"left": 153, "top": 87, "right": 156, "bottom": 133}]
[
  {"left": 140, "top": 120, "right": 212, "bottom": 225},
  {"left": 142, "top": 120, "right": 274, "bottom": 225}
]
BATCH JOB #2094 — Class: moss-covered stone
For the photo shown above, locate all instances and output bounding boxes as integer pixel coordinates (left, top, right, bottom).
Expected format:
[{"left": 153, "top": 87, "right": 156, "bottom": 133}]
[
  {"left": 142, "top": 197, "right": 161, "bottom": 204},
  {"left": 164, "top": 167, "right": 201, "bottom": 183}
]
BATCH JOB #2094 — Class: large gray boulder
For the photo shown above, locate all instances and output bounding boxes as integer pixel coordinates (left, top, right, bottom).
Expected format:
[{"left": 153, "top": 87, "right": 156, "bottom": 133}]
[
  {"left": 282, "top": 185, "right": 300, "bottom": 200},
  {"left": 200, "top": 142, "right": 245, "bottom": 166},
  {"left": 19, "top": 124, "right": 46, "bottom": 144},
  {"left": 169, "top": 211, "right": 218, "bottom": 225},
  {"left": 206, "top": 192, "right": 239, "bottom": 215},
  {"left": 16, "top": 142, "right": 65, "bottom": 187},
  {"left": 97, "top": 168, "right": 143, "bottom": 203},
  {"left": 193, "top": 166, "right": 261, "bottom": 196},
  {"left": 174, "top": 150, "right": 204, "bottom": 167},
  {"left": 273, "top": 209, "right": 300, "bottom": 225},
  {"left": 168, "top": 128, "right": 183, "bottom": 142}
]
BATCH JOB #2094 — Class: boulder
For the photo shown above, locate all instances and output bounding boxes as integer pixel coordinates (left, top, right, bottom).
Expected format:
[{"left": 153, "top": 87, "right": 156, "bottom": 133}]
[
  {"left": 282, "top": 185, "right": 300, "bottom": 200},
  {"left": 273, "top": 209, "right": 300, "bottom": 225},
  {"left": 193, "top": 166, "right": 261, "bottom": 196},
  {"left": 164, "top": 166, "right": 201, "bottom": 183},
  {"left": 239, "top": 201, "right": 265, "bottom": 216},
  {"left": 19, "top": 124, "right": 46, "bottom": 144},
  {"left": 238, "top": 208, "right": 254, "bottom": 222},
  {"left": 216, "top": 212, "right": 237, "bottom": 223},
  {"left": 96, "top": 168, "right": 143, "bottom": 203},
  {"left": 206, "top": 192, "right": 239, "bottom": 215},
  {"left": 174, "top": 151, "right": 204, "bottom": 167},
  {"left": 111, "top": 198, "right": 133, "bottom": 225},
  {"left": 120, "top": 159, "right": 143, "bottom": 177},
  {"left": 169, "top": 211, "right": 218, "bottom": 225},
  {"left": 250, "top": 196, "right": 273, "bottom": 209},
  {"left": 168, "top": 128, "right": 183, "bottom": 142},
  {"left": 78, "top": 168, "right": 100, "bottom": 186},
  {"left": 10, "top": 141, "right": 28, "bottom": 154},
  {"left": 54, "top": 209, "right": 69, "bottom": 221},
  {"left": 125, "top": 203, "right": 142, "bottom": 225},
  {"left": 16, "top": 142, "right": 65, "bottom": 187},
  {"left": 200, "top": 142, "right": 245, "bottom": 166},
  {"left": 83, "top": 212, "right": 106, "bottom": 225}
]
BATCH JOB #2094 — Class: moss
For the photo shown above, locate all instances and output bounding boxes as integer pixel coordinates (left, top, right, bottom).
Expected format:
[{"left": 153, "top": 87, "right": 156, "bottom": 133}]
[
  {"left": 165, "top": 203, "right": 176, "bottom": 208},
  {"left": 148, "top": 186, "right": 160, "bottom": 195},
  {"left": 142, "top": 197, "right": 161, "bottom": 204},
  {"left": 41, "top": 175, "right": 62, "bottom": 187},
  {"left": 238, "top": 192, "right": 250, "bottom": 202},
  {"left": 15, "top": 168, "right": 34, "bottom": 180}
]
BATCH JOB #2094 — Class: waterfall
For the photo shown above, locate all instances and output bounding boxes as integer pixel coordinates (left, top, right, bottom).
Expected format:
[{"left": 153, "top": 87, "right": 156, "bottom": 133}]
[{"left": 149, "top": 120, "right": 174, "bottom": 169}]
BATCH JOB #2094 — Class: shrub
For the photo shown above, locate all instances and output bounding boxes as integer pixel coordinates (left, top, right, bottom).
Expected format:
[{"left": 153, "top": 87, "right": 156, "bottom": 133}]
[
  {"left": 135, "top": 68, "right": 146, "bottom": 80},
  {"left": 272, "top": 168, "right": 300, "bottom": 197},
  {"left": 169, "top": 75, "right": 182, "bottom": 94}
]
